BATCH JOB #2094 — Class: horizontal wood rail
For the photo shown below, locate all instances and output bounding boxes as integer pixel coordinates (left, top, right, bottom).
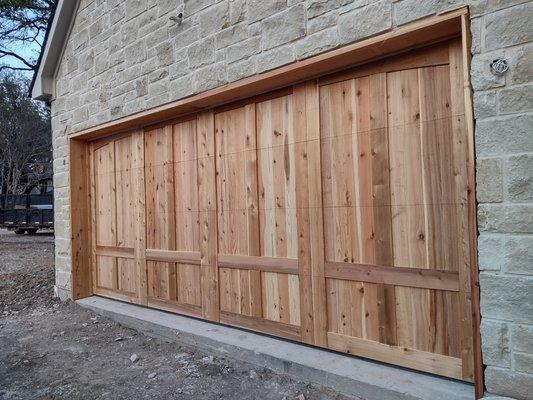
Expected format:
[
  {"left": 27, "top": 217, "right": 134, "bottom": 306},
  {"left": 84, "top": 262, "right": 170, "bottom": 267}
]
[
  {"left": 327, "top": 332, "right": 463, "bottom": 380},
  {"left": 145, "top": 249, "right": 201, "bottom": 265},
  {"left": 218, "top": 254, "right": 299, "bottom": 275},
  {"left": 71, "top": 8, "right": 466, "bottom": 141},
  {"left": 325, "top": 261, "right": 459, "bottom": 292},
  {"left": 220, "top": 311, "right": 301, "bottom": 341},
  {"left": 95, "top": 245, "right": 135, "bottom": 259}
]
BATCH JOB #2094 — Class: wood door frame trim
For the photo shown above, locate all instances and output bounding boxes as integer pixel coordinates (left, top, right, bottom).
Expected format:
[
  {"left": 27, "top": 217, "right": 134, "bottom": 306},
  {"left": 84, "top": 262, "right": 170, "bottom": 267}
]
[
  {"left": 461, "top": 13, "right": 484, "bottom": 398},
  {"left": 68, "top": 8, "right": 467, "bottom": 142}
]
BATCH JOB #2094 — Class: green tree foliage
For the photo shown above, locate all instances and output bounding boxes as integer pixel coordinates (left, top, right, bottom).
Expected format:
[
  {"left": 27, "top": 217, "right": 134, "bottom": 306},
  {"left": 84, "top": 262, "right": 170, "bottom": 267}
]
[
  {"left": 0, "top": 73, "right": 51, "bottom": 194},
  {"left": 0, "top": 0, "right": 55, "bottom": 72}
]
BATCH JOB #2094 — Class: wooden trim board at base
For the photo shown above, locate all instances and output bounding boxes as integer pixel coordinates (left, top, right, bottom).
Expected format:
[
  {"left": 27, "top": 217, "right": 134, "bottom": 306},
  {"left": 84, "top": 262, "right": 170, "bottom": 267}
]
[
  {"left": 147, "top": 298, "right": 203, "bottom": 318},
  {"left": 220, "top": 311, "right": 301, "bottom": 341},
  {"left": 94, "top": 288, "right": 138, "bottom": 304},
  {"left": 327, "top": 332, "right": 464, "bottom": 381}
]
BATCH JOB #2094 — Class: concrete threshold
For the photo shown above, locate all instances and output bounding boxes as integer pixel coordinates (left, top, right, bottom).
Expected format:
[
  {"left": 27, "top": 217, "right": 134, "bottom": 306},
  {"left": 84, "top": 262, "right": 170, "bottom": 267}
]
[{"left": 77, "top": 296, "right": 475, "bottom": 400}]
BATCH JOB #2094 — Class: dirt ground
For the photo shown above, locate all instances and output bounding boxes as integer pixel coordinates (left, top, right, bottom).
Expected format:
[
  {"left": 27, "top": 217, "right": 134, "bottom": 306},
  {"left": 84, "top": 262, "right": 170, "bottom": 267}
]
[{"left": 0, "top": 229, "right": 359, "bottom": 400}]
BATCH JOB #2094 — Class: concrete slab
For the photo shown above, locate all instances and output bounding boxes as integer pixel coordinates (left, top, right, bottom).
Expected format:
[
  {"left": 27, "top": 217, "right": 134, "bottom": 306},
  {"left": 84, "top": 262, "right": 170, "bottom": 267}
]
[{"left": 77, "top": 296, "right": 475, "bottom": 400}]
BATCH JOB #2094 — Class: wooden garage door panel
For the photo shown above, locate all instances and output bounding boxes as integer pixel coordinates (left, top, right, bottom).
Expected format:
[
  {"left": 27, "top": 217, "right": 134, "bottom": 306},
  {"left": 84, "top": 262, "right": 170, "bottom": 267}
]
[
  {"left": 326, "top": 277, "right": 461, "bottom": 357},
  {"left": 261, "top": 271, "right": 301, "bottom": 325},
  {"left": 320, "top": 70, "right": 468, "bottom": 271},
  {"left": 215, "top": 95, "right": 302, "bottom": 327},
  {"left": 93, "top": 139, "right": 137, "bottom": 296},
  {"left": 88, "top": 38, "right": 476, "bottom": 382},
  {"left": 319, "top": 40, "right": 474, "bottom": 380},
  {"left": 144, "top": 120, "right": 202, "bottom": 309}
]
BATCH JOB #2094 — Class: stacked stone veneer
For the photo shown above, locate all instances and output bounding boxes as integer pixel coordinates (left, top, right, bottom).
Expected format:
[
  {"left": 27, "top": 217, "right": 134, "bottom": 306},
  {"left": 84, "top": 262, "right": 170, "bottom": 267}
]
[{"left": 50, "top": 0, "right": 532, "bottom": 397}]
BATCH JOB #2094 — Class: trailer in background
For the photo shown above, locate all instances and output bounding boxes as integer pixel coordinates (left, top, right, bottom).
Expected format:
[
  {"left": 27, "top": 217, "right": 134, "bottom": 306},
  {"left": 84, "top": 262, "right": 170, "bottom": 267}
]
[{"left": 0, "top": 181, "right": 53, "bottom": 234}]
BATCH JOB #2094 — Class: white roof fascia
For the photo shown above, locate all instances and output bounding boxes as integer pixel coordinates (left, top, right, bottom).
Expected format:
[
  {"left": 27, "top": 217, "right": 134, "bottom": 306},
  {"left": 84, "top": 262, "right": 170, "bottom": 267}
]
[{"left": 31, "top": 0, "right": 80, "bottom": 101}]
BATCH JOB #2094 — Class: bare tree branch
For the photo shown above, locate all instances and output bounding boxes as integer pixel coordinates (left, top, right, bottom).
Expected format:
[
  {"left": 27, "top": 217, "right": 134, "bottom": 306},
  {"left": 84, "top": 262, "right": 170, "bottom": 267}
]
[
  {"left": 0, "top": 49, "right": 34, "bottom": 68},
  {"left": 0, "top": 64, "right": 33, "bottom": 72},
  {"left": 0, "top": 0, "right": 55, "bottom": 72}
]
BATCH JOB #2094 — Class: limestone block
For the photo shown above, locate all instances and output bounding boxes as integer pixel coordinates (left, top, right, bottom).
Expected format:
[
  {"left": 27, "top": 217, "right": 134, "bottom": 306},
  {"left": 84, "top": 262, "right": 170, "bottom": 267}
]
[
  {"left": 338, "top": 0, "right": 391, "bottom": 44},
  {"left": 503, "top": 235, "right": 533, "bottom": 274},
  {"left": 480, "top": 319, "right": 511, "bottom": 367},
  {"left": 295, "top": 27, "right": 339, "bottom": 59},
  {"left": 479, "top": 273, "right": 533, "bottom": 324},
  {"left": 261, "top": 5, "right": 305, "bottom": 51},
  {"left": 506, "top": 154, "right": 533, "bottom": 202},
  {"left": 476, "top": 158, "right": 503, "bottom": 203},
  {"left": 475, "top": 115, "right": 533, "bottom": 156},
  {"left": 484, "top": 2, "right": 533, "bottom": 51}
]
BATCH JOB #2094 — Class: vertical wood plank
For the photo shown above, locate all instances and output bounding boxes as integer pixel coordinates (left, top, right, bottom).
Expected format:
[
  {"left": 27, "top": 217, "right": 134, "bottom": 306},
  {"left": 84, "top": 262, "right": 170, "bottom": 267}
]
[
  {"left": 216, "top": 104, "right": 262, "bottom": 317},
  {"left": 387, "top": 68, "right": 433, "bottom": 352},
  {"left": 256, "top": 94, "right": 299, "bottom": 324},
  {"left": 368, "top": 73, "right": 397, "bottom": 345},
  {"left": 94, "top": 141, "right": 118, "bottom": 290},
  {"left": 173, "top": 120, "right": 202, "bottom": 306},
  {"left": 294, "top": 81, "right": 327, "bottom": 346},
  {"left": 115, "top": 135, "right": 136, "bottom": 293},
  {"left": 144, "top": 126, "right": 176, "bottom": 301},
  {"left": 244, "top": 104, "right": 263, "bottom": 317},
  {"left": 419, "top": 64, "right": 463, "bottom": 358},
  {"left": 132, "top": 130, "right": 148, "bottom": 305},
  {"left": 198, "top": 110, "right": 219, "bottom": 321}
]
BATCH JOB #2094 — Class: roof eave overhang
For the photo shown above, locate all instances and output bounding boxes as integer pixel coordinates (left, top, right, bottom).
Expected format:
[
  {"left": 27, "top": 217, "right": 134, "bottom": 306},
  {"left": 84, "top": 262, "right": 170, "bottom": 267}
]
[{"left": 31, "top": 0, "right": 79, "bottom": 101}]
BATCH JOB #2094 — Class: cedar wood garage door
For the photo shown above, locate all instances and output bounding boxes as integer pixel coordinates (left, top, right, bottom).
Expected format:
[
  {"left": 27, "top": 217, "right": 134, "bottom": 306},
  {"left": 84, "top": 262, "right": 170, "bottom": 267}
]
[{"left": 89, "top": 38, "right": 476, "bottom": 382}]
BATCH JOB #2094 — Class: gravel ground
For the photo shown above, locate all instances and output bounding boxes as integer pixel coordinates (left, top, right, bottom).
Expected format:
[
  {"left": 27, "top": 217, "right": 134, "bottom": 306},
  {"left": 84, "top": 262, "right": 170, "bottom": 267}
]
[{"left": 0, "top": 229, "right": 359, "bottom": 400}]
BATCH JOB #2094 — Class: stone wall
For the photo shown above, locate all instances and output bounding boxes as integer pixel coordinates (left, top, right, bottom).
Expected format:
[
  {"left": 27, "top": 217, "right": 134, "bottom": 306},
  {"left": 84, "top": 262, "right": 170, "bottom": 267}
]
[
  {"left": 472, "top": 1, "right": 533, "bottom": 398},
  {"left": 50, "top": 0, "right": 533, "bottom": 397}
]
